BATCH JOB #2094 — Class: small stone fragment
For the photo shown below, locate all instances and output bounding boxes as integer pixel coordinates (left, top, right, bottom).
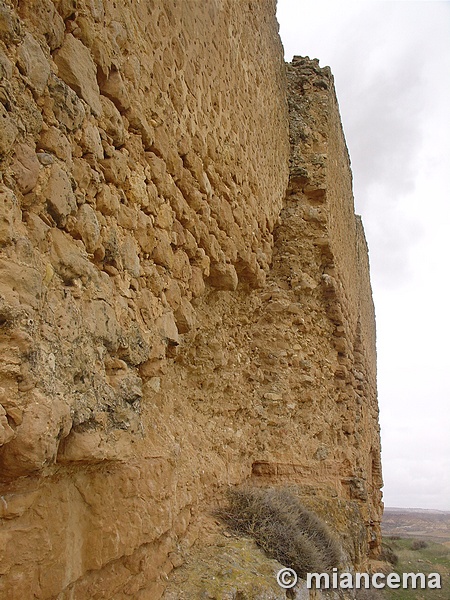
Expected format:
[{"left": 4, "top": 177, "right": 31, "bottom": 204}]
[
  {"left": 98, "top": 68, "right": 130, "bottom": 113},
  {"left": 207, "top": 262, "right": 238, "bottom": 291},
  {"left": 36, "top": 152, "right": 54, "bottom": 165},
  {"left": 0, "top": 105, "right": 18, "bottom": 157},
  {"left": 98, "top": 94, "right": 125, "bottom": 147},
  {"left": 174, "top": 298, "right": 195, "bottom": 334},
  {"left": 17, "top": 33, "right": 50, "bottom": 94},
  {"left": 45, "top": 163, "right": 77, "bottom": 225},
  {"left": 11, "top": 144, "right": 40, "bottom": 194},
  {"left": 38, "top": 126, "right": 72, "bottom": 162},
  {"left": 73, "top": 203, "right": 100, "bottom": 252},
  {"left": 121, "top": 235, "right": 140, "bottom": 277},
  {"left": 48, "top": 74, "right": 86, "bottom": 131}
]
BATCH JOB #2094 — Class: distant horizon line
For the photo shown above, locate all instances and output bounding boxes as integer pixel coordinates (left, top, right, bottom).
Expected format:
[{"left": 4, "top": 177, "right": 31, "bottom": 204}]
[{"left": 384, "top": 506, "right": 450, "bottom": 514}]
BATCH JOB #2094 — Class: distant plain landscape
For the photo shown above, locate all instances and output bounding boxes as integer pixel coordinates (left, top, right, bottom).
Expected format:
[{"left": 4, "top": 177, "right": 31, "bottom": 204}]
[{"left": 381, "top": 508, "right": 450, "bottom": 600}]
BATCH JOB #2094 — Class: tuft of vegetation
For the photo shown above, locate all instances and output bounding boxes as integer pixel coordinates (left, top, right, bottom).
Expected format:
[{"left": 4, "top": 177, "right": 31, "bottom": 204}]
[
  {"left": 217, "top": 486, "right": 341, "bottom": 578},
  {"left": 380, "top": 541, "right": 399, "bottom": 566},
  {"left": 355, "top": 589, "right": 386, "bottom": 600},
  {"left": 410, "top": 539, "right": 427, "bottom": 550}
]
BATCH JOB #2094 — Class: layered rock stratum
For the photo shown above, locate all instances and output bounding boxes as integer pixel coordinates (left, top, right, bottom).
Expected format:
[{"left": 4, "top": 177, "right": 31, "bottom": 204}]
[{"left": 0, "top": 1, "right": 382, "bottom": 598}]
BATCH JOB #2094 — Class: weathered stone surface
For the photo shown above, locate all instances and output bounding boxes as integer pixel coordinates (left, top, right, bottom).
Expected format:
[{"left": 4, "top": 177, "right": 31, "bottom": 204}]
[
  {"left": 57, "top": 429, "right": 132, "bottom": 463},
  {"left": 152, "top": 228, "right": 174, "bottom": 269},
  {"left": 79, "top": 119, "right": 104, "bottom": 159},
  {"left": 17, "top": 0, "right": 64, "bottom": 50},
  {"left": 207, "top": 261, "right": 239, "bottom": 291},
  {"left": 0, "top": 48, "right": 13, "bottom": 79},
  {"left": 98, "top": 94, "right": 125, "bottom": 147},
  {"left": 174, "top": 298, "right": 195, "bottom": 334},
  {"left": 48, "top": 74, "right": 86, "bottom": 131},
  {"left": 0, "top": 391, "right": 71, "bottom": 479},
  {"left": 11, "top": 143, "right": 40, "bottom": 194},
  {"left": 156, "top": 312, "right": 179, "bottom": 345},
  {"left": 0, "top": 4, "right": 381, "bottom": 600},
  {"left": 49, "top": 227, "right": 97, "bottom": 283},
  {"left": 0, "top": 257, "right": 42, "bottom": 309},
  {"left": 38, "top": 125, "right": 72, "bottom": 163},
  {"left": 82, "top": 297, "right": 121, "bottom": 351},
  {"left": 44, "top": 163, "right": 77, "bottom": 225},
  {"left": 54, "top": 34, "right": 102, "bottom": 116},
  {"left": 0, "top": 106, "right": 18, "bottom": 157},
  {"left": 121, "top": 234, "right": 140, "bottom": 277},
  {"left": 71, "top": 158, "right": 102, "bottom": 199},
  {"left": 162, "top": 533, "right": 288, "bottom": 600},
  {"left": 135, "top": 212, "right": 156, "bottom": 253},
  {"left": 95, "top": 183, "right": 120, "bottom": 216},
  {"left": 73, "top": 203, "right": 100, "bottom": 252},
  {"left": 17, "top": 33, "right": 50, "bottom": 94},
  {"left": 98, "top": 149, "right": 129, "bottom": 185},
  {"left": 0, "top": 404, "right": 15, "bottom": 446},
  {"left": 189, "top": 265, "right": 206, "bottom": 298},
  {"left": 0, "top": 2, "right": 22, "bottom": 43},
  {"left": 0, "top": 187, "right": 20, "bottom": 246},
  {"left": 98, "top": 68, "right": 130, "bottom": 113}
]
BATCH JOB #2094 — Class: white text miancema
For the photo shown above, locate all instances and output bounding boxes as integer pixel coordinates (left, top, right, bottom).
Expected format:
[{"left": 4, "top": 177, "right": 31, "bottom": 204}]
[{"left": 306, "top": 569, "right": 441, "bottom": 590}]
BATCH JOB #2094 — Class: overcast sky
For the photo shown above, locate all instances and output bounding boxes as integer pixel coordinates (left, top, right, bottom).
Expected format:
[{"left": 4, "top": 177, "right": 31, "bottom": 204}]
[{"left": 277, "top": 0, "right": 450, "bottom": 511}]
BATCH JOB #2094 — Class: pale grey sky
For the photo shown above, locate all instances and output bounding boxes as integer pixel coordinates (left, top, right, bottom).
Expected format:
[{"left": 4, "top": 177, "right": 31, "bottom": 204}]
[{"left": 277, "top": 0, "right": 450, "bottom": 510}]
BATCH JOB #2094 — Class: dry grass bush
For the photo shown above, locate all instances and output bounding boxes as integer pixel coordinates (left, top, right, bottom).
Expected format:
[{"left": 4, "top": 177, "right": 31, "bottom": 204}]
[
  {"left": 410, "top": 539, "right": 428, "bottom": 550},
  {"left": 217, "top": 487, "right": 341, "bottom": 578},
  {"left": 354, "top": 589, "right": 386, "bottom": 599},
  {"left": 380, "top": 541, "right": 399, "bottom": 566}
]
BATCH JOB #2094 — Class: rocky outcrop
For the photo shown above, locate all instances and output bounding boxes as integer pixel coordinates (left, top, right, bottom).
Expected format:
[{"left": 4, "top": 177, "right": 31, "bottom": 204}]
[{"left": 0, "top": 1, "right": 382, "bottom": 598}]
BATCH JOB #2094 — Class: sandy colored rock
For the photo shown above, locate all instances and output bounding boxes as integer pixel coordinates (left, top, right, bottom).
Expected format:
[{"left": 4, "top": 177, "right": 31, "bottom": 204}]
[
  {"left": 162, "top": 534, "right": 288, "bottom": 600},
  {"left": 11, "top": 144, "right": 40, "bottom": 194},
  {"left": 48, "top": 73, "right": 86, "bottom": 131},
  {"left": 44, "top": 163, "right": 77, "bottom": 225},
  {"left": 99, "top": 149, "right": 129, "bottom": 185},
  {"left": 0, "top": 257, "right": 42, "bottom": 309},
  {"left": 0, "top": 105, "right": 18, "bottom": 157},
  {"left": 0, "top": 391, "right": 71, "bottom": 479},
  {"left": 73, "top": 203, "right": 100, "bottom": 252},
  {"left": 0, "top": 187, "right": 20, "bottom": 246},
  {"left": 121, "top": 234, "right": 140, "bottom": 277},
  {"left": 156, "top": 312, "right": 179, "bottom": 346},
  {"left": 208, "top": 261, "right": 239, "bottom": 291},
  {"left": 98, "top": 94, "right": 126, "bottom": 147},
  {"left": 98, "top": 67, "right": 130, "bottom": 113},
  {"left": 0, "top": 2, "right": 21, "bottom": 43},
  {"left": 79, "top": 119, "right": 104, "bottom": 159},
  {"left": 0, "top": 3, "right": 381, "bottom": 600},
  {"left": 0, "top": 404, "right": 15, "bottom": 446},
  {"left": 0, "top": 48, "right": 12, "bottom": 80},
  {"left": 38, "top": 125, "right": 72, "bottom": 162},
  {"left": 17, "top": 0, "right": 65, "bottom": 50},
  {"left": 49, "top": 227, "right": 97, "bottom": 283},
  {"left": 96, "top": 183, "right": 120, "bottom": 216},
  {"left": 57, "top": 428, "right": 132, "bottom": 463},
  {"left": 54, "top": 33, "right": 102, "bottom": 116},
  {"left": 17, "top": 33, "right": 50, "bottom": 94},
  {"left": 174, "top": 298, "right": 195, "bottom": 334}
]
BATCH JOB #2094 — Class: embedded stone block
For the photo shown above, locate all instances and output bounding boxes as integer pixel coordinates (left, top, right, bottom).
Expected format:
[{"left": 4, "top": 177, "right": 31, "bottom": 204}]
[{"left": 54, "top": 34, "right": 102, "bottom": 116}]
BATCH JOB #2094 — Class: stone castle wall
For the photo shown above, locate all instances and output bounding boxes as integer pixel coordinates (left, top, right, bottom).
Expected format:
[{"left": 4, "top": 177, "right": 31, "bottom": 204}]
[{"left": 0, "top": 1, "right": 381, "bottom": 598}]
